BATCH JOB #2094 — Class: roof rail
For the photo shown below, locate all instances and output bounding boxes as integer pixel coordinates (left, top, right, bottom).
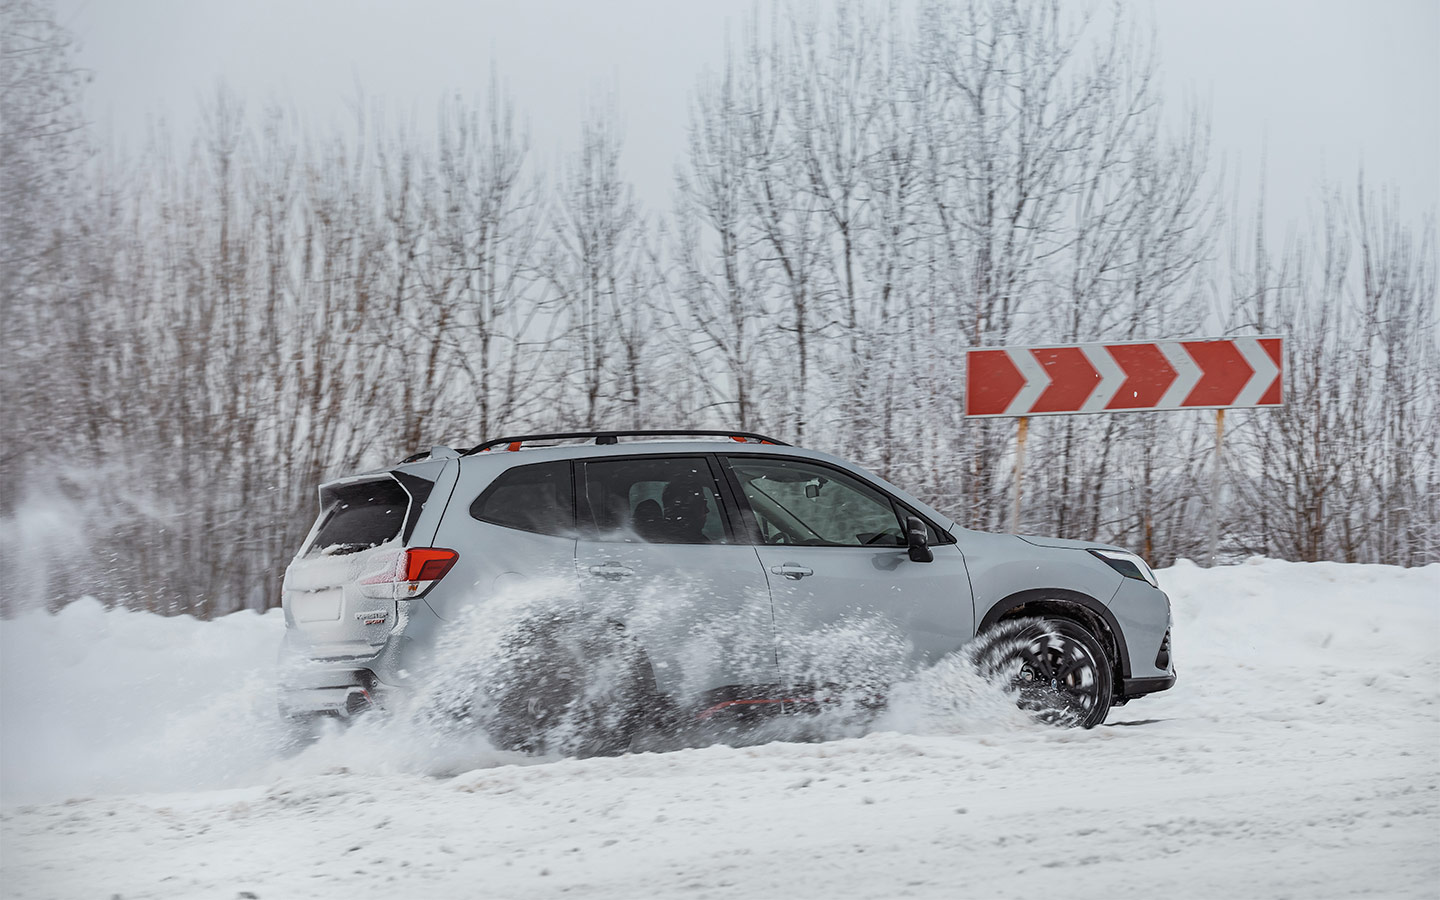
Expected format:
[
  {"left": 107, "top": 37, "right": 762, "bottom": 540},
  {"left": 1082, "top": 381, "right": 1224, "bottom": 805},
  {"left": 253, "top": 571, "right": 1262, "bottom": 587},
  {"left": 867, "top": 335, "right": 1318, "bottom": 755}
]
[{"left": 461, "top": 430, "right": 791, "bottom": 455}]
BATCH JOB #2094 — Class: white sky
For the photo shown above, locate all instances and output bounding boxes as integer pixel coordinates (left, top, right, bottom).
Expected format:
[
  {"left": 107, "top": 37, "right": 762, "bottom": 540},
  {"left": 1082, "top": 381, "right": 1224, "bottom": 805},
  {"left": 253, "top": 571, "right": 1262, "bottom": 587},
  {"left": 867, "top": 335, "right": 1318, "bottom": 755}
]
[{"left": 56, "top": 0, "right": 1439, "bottom": 231}]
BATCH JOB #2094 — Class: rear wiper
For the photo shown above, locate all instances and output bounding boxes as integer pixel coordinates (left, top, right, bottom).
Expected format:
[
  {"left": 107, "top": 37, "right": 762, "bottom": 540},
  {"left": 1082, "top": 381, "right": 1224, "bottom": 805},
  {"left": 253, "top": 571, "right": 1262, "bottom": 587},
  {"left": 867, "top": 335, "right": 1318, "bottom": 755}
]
[{"left": 324, "top": 542, "right": 374, "bottom": 556}]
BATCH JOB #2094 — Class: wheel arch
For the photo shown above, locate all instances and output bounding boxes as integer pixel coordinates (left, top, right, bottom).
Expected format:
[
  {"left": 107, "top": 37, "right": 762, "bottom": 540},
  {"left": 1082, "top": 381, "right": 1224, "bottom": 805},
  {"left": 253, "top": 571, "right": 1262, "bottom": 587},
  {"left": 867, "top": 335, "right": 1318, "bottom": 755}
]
[{"left": 977, "top": 588, "right": 1131, "bottom": 681}]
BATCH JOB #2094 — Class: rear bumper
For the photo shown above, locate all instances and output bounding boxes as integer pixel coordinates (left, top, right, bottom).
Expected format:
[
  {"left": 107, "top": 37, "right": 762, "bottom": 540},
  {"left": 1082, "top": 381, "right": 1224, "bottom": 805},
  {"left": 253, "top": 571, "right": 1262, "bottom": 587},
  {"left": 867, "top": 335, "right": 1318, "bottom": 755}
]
[
  {"left": 277, "top": 659, "right": 397, "bottom": 718},
  {"left": 279, "top": 685, "right": 379, "bottom": 719},
  {"left": 276, "top": 635, "right": 400, "bottom": 718},
  {"left": 277, "top": 598, "right": 439, "bottom": 718}
]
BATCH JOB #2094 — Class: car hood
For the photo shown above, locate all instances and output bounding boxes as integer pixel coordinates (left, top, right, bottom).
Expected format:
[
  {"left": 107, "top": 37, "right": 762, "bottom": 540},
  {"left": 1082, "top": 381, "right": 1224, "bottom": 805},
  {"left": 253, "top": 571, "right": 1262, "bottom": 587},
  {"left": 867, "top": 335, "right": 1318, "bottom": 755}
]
[{"left": 1015, "top": 534, "right": 1128, "bottom": 554}]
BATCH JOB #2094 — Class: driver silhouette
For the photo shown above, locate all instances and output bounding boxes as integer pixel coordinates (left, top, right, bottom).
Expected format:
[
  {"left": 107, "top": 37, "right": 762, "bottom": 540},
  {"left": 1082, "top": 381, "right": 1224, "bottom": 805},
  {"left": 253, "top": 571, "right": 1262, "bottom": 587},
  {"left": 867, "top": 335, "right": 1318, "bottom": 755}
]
[{"left": 661, "top": 478, "right": 711, "bottom": 543}]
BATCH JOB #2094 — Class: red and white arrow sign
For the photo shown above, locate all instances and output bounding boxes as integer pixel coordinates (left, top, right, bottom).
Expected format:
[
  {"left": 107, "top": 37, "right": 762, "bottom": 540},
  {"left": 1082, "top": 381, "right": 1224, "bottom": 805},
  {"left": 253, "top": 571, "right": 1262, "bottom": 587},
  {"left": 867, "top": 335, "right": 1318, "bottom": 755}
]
[{"left": 965, "top": 336, "right": 1283, "bottom": 417}]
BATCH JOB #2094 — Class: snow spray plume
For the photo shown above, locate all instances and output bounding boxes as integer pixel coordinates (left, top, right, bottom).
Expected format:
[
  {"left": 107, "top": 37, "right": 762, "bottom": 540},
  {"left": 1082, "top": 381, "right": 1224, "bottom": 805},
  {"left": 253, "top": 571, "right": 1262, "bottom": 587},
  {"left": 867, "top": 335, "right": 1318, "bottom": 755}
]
[{"left": 393, "top": 583, "right": 1058, "bottom": 758}]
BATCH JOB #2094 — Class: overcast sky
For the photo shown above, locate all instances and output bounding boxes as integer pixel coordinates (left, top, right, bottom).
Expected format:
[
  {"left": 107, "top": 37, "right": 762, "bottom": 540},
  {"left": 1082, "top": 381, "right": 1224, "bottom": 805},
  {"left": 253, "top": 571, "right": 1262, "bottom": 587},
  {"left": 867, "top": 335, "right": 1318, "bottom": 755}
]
[{"left": 55, "top": 0, "right": 1439, "bottom": 232}]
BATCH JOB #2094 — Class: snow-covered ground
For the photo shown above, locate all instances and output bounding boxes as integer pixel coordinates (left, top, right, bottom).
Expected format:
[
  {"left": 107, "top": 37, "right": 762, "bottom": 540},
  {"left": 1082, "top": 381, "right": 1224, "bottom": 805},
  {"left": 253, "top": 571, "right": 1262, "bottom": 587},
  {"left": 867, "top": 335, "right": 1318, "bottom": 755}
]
[{"left": 2, "top": 559, "right": 1437, "bottom": 899}]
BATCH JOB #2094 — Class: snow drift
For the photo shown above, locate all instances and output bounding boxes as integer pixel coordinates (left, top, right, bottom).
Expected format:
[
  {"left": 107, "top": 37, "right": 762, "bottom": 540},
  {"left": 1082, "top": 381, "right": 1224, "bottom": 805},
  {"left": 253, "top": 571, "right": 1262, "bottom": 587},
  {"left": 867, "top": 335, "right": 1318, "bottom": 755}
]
[{"left": 1, "top": 559, "right": 1437, "bottom": 899}]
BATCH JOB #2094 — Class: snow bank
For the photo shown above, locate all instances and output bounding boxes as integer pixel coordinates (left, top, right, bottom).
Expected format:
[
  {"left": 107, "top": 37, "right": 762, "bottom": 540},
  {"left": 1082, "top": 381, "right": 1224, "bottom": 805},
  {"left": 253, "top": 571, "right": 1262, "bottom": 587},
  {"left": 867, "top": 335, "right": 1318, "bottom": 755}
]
[
  {"left": 2, "top": 560, "right": 1437, "bottom": 899},
  {"left": 0, "top": 599, "right": 290, "bottom": 802}
]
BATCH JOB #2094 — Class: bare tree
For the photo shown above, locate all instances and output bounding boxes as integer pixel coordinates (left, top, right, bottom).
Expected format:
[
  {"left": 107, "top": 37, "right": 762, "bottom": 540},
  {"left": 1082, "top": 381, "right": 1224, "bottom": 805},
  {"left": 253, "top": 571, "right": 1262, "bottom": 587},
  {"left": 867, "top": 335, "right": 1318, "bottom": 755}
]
[
  {"left": 547, "top": 107, "right": 654, "bottom": 429},
  {"left": 5, "top": 0, "right": 1436, "bottom": 620},
  {"left": 428, "top": 88, "right": 549, "bottom": 442},
  {"left": 0, "top": 0, "right": 90, "bottom": 512},
  {"left": 675, "top": 57, "right": 776, "bottom": 431},
  {"left": 1227, "top": 175, "right": 1438, "bottom": 564}
]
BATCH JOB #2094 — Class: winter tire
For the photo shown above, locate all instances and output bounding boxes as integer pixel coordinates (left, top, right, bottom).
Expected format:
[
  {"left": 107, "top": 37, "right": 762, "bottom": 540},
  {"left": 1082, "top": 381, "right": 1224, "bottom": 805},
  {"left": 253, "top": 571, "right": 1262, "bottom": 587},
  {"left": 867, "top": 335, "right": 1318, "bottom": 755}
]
[{"left": 974, "top": 616, "right": 1114, "bottom": 728}]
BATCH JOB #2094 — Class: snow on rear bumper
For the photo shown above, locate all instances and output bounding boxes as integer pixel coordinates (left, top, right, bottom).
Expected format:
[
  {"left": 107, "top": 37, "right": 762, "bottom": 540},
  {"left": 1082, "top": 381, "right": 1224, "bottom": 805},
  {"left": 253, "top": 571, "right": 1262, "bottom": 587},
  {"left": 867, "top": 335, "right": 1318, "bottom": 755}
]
[
  {"left": 278, "top": 598, "right": 428, "bottom": 716},
  {"left": 279, "top": 685, "right": 379, "bottom": 719}
]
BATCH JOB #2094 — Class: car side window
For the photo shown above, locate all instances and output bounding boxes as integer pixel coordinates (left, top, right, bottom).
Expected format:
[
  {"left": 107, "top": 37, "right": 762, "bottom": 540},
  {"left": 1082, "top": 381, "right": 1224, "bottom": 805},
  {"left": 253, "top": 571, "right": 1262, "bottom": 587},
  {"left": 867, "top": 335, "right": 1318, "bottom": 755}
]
[
  {"left": 580, "top": 457, "right": 729, "bottom": 544},
  {"left": 726, "top": 457, "right": 906, "bottom": 547},
  {"left": 469, "top": 461, "right": 575, "bottom": 536}
]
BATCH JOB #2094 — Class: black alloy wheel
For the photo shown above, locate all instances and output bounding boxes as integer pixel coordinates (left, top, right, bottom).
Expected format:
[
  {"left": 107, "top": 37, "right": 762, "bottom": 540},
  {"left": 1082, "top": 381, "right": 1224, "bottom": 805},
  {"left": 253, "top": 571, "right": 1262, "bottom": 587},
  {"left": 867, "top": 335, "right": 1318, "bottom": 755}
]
[{"left": 975, "top": 617, "right": 1114, "bottom": 729}]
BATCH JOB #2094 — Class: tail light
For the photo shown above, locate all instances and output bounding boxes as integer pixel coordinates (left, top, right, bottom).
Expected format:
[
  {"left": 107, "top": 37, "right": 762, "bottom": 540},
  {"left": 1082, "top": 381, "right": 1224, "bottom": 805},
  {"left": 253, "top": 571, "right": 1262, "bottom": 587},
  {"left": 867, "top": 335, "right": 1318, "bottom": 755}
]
[{"left": 360, "top": 548, "right": 459, "bottom": 599}]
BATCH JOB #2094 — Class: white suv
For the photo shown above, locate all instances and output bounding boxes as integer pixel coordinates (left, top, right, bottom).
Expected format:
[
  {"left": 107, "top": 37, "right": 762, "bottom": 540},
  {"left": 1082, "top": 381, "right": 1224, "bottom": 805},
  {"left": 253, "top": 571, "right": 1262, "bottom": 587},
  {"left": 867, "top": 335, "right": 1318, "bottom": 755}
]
[{"left": 278, "top": 430, "right": 1175, "bottom": 750}]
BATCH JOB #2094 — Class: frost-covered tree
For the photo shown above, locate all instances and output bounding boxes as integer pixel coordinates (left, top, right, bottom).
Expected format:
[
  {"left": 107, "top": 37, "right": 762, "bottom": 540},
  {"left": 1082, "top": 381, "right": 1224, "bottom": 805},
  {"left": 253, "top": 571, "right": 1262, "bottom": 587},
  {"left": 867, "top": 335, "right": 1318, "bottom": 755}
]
[
  {"left": 0, "top": 0, "right": 90, "bottom": 509},
  {"left": 2, "top": 0, "right": 1435, "bottom": 618}
]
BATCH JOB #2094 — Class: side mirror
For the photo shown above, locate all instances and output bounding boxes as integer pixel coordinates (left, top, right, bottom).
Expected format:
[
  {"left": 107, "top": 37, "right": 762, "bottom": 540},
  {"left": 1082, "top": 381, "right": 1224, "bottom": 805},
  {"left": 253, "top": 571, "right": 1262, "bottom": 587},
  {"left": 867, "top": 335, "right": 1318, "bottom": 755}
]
[{"left": 905, "top": 516, "right": 933, "bottom": 563}]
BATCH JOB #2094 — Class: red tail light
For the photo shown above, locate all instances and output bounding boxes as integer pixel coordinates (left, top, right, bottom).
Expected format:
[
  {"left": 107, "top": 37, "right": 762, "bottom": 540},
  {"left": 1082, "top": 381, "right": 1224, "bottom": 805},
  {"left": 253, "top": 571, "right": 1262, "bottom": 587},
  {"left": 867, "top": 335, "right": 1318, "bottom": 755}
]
[
  {"left": 360, "top": 548, "right": 459, "bottom": 598},
  {"left": 404, "top": 548, "right": 459, "bottom": 582}
]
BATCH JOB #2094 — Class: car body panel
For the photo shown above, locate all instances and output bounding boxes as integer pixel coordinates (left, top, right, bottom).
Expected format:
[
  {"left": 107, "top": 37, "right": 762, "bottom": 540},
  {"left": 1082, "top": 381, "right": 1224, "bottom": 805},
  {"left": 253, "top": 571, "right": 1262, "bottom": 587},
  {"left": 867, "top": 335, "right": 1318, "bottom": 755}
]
[
  {"left": 1107, "top": 574, "right": 1175, "bottom": 684},
  {"left": 419, "top": 520, "right": 577, "bottom": 621},
  {"left": 397, "top": 457, "right": 459, "bottom": 549},
  {"left": 756, "top": 542, "right": 975, "bottom": 683},
  {"left": 1017, "top": 533, "right": 1130, "bottom": 555},
  {"left": 574, "top": 540, "right": 778, "bottom": 697},
  {"left": 959, "top": 527, "right": 1174, "bottom": 692},
  {"left": 282, "top": 540, "right": 403, "bottom": 650},
  {"left": 954, "top": 528, "right": 1125, "bottom": 616}
]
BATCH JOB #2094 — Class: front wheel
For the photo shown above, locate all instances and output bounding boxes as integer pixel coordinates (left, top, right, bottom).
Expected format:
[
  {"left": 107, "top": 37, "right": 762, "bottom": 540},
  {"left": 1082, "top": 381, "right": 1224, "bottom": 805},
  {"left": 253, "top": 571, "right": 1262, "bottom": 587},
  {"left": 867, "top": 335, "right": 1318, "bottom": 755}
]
[{"left": 974, "top": 617, "right": 1114, "bottom": 728}]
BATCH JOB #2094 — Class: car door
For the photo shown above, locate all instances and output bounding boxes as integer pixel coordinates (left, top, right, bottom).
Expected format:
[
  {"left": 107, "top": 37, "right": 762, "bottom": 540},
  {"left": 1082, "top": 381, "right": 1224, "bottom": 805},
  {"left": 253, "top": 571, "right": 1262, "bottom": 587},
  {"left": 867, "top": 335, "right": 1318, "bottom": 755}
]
[
  {"left": 573, "top": 454, "right": 778, "bottom": 703},
  {"left": 721, "top": 454, "right": 975, "bottom": 689}
]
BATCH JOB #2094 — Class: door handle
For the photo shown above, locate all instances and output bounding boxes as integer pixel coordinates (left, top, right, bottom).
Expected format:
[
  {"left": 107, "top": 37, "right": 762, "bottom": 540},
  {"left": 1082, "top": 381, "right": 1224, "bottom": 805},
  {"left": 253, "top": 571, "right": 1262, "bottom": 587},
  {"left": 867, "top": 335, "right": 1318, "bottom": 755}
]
[
  {"left": 588, "top": 562, "right": 634, "bottom": 580},
  {"left": 770, "top": 563, "right": 813, "bottom": 580}
]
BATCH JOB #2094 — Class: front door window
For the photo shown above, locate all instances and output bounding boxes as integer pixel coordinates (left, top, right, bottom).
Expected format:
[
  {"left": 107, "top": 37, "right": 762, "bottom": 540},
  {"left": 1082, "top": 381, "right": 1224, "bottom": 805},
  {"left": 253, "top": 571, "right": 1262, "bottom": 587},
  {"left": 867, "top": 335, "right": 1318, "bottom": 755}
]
[{"left": 727, "top": 457, "right": 905, "bottom": 547}]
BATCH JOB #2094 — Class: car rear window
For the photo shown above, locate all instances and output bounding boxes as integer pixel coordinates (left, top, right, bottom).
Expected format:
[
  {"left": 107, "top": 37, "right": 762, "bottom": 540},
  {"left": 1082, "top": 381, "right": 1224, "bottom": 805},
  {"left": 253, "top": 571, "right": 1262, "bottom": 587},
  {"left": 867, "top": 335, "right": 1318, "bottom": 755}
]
[
  {"left": 470, "top": 461, "right": 575, "bottom": 536},
  {"left": 307, "top": 478, "right": 413, "bottom": 556}
]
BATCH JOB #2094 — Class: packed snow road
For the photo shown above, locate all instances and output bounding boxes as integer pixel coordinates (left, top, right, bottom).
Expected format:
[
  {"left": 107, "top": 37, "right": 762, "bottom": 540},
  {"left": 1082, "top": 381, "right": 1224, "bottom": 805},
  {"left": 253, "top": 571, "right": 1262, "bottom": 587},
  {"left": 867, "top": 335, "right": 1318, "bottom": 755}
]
[{"left": 2, "top": 559, "right": 1437, "bottom": 899}]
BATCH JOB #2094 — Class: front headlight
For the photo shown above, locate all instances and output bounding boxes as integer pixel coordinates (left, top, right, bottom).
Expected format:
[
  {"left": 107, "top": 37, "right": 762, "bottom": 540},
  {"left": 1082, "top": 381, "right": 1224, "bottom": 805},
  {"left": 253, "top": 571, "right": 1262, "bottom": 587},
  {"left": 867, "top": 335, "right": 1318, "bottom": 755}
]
[{"left": 1089, "top": 548, "right": 1159, "bottom": 588}]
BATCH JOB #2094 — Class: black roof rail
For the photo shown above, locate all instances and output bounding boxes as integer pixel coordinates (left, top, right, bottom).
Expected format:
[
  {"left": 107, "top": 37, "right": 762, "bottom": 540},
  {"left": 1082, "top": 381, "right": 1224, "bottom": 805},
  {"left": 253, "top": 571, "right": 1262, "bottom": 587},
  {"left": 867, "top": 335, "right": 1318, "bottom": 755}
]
[{"left": 461, "top": 430, "right": 791, "bottom": 455}]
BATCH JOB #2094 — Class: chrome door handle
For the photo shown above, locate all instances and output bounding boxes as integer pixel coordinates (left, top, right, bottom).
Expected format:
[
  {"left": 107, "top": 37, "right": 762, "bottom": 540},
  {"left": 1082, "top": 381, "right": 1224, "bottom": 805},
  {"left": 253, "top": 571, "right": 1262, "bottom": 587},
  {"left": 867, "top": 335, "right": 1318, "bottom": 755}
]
[
  {"left": 770, "top": 563, "right": 813, "bottom": 580},
  {"left": 588, "top": 563, "right": 634, "bottom": 579}
]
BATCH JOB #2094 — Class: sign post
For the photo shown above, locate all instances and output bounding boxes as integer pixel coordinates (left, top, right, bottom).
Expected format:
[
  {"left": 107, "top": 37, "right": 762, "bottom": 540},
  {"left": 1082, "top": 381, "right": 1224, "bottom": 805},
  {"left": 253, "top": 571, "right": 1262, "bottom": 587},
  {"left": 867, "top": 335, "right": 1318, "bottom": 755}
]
[
  {"left": 965, "top": 336, "right": 1283, "bottom": 563},
  {"left": 1208, "top": 409, "right": 1225, "bottom": 565},
  {"left": 1010, "top": 416, "right": 1028, "bottom": 535}
]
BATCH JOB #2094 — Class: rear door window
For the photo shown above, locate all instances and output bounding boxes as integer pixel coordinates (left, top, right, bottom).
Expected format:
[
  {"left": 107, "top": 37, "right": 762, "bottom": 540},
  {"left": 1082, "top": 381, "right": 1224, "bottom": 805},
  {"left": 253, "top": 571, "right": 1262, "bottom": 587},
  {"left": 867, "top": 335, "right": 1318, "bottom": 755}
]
[
  {"left": 470, "top": 461, "right": 576, "bottom": 536},
  {"left": 580, "top": 456, "right": 730, "bottom": 544}
]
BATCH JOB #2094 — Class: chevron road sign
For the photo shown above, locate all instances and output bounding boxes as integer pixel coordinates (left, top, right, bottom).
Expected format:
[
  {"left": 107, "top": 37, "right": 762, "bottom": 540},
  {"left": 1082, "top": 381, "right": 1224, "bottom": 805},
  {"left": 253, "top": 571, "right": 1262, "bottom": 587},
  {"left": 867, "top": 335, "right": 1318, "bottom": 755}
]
[
  {"left": 964, "top": 336, "right": 1284, "bottom": 418},
  {"left": 966, "top": 335, "right": 1285, "bottom": 554}
]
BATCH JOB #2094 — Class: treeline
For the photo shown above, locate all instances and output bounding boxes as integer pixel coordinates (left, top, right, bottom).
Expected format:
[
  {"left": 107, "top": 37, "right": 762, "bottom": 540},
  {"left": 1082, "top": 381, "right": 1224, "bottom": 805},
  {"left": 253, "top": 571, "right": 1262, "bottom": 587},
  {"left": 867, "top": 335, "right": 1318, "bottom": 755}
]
[{"left": 1, "top": 0, "right": 1435, "bottom": 616}]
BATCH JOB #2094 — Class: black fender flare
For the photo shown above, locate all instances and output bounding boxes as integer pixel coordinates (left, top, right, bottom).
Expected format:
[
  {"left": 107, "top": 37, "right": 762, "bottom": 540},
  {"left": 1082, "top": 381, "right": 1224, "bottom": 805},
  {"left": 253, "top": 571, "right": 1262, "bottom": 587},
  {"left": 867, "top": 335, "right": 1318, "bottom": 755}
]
[{"left": 976, "top": 588, "right": 1131, "bottom": 680}]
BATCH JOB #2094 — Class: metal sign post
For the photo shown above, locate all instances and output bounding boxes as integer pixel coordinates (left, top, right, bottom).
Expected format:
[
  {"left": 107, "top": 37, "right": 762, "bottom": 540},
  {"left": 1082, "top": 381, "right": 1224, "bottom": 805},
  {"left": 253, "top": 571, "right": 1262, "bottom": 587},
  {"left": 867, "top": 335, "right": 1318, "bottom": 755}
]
[
  {"left": 1207, "top": 409, "right": 1225, "bottom": 565},
  {"left": 1010, "top": 416, "right": 1028, "bottom": 534},
  {"left": 965, "top": 336, "right": 1283, "bottom": 564}
]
